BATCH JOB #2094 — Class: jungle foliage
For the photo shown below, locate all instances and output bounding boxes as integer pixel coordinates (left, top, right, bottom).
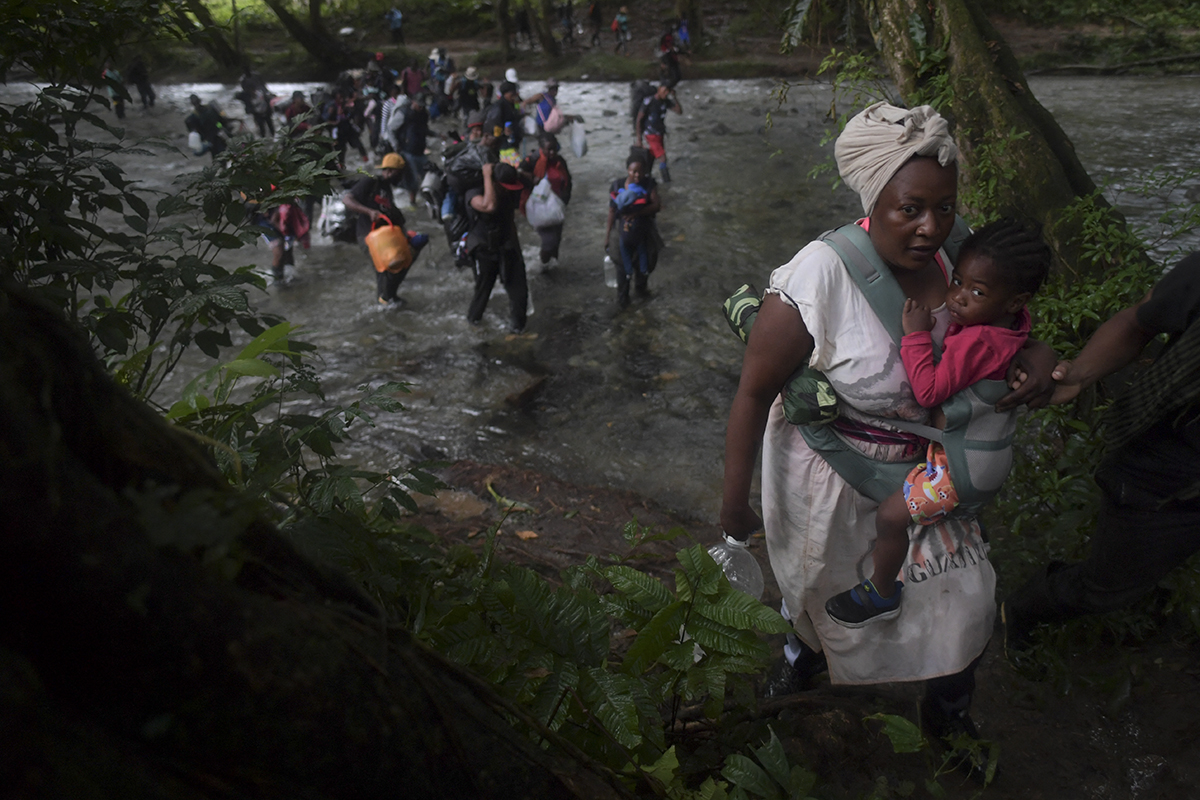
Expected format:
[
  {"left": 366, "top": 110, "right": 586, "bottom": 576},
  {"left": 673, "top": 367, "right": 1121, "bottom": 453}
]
[{"left": 0, "top": 3, "right": 837, "bottom": 798}]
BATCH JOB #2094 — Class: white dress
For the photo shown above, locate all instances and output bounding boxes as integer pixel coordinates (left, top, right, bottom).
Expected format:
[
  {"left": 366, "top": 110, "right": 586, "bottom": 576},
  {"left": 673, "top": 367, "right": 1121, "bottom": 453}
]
[{"left": 762, "top": 238, "right": 995, "bottom": 685}]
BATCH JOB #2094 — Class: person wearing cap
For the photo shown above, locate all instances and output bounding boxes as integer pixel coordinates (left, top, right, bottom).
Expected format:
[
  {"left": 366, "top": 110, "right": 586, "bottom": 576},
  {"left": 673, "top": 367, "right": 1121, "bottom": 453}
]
[
  {"left": 456, "top": 66, "right": 482, "bottom": 118},
  {"left": 484, "top": 80, "right": 524, "bottom": 152},
  {"left": 465, "top": 162, "right": 530, "bottom": 332},
  {"left": 635, "top": 82, "right": 682, "bottom": 183},
  {"left": 342, "top": 152, "right": 429, "bottom": 305}
]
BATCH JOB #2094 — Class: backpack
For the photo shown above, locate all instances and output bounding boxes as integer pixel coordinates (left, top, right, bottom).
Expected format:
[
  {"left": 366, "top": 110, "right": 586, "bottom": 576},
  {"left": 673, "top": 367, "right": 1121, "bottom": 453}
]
[{"left": 723, "top": 217, "right": 1014, "bottom": 515}]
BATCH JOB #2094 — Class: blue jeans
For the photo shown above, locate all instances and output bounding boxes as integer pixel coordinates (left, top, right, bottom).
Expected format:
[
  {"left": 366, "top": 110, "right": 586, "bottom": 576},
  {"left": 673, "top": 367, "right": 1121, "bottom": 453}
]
[{"left": 619, "top": 238, "right": 648, "bottom": 277}]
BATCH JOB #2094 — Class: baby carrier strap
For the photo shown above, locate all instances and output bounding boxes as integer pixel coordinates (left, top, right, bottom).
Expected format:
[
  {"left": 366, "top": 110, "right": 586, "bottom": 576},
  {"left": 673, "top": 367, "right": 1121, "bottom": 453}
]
[{"left": 810, "top": 217, "right": 1015, "bottom": 514}]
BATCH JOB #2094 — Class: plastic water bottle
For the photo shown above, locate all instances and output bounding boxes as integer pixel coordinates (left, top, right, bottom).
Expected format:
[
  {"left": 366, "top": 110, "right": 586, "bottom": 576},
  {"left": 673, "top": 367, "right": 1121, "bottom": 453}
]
[
  {"left": 707, "top": 533, "right": 764, "bottom": 600},
  {"left": 603, "top": 253, "right": 618, "bottom": 288}
]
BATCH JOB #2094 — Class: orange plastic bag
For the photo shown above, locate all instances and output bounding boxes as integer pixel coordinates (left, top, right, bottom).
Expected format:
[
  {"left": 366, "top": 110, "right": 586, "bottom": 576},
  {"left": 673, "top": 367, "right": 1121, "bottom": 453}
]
[{"left": 364, "top": 218, "right": 413, "bottom": 273}]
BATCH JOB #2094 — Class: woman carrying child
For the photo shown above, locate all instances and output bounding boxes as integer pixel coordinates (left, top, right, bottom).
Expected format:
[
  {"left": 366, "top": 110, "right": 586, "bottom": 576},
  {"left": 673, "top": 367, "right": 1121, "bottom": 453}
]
[
  {"left": 719, "top": 102, "right": 1056, "bottom": 769},
  {"left": 604, "top": 155, "right": 660, "bottom": 308},
  {"left": 824, "top": 218, "right": 1051, "bottom": 626}
]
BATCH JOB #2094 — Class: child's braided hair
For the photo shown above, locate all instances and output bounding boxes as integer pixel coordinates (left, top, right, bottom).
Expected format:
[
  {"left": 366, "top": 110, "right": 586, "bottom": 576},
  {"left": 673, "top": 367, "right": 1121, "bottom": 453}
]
[{"left": 958, "top": 217, "right": 1051, "bottom": 296}]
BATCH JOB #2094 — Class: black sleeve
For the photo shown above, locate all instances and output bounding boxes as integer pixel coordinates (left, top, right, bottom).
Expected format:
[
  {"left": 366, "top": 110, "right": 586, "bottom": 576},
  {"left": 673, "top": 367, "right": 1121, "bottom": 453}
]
[
  {"left": 349, "top": 176, "right": 377, "bottom": 208},
  {"left": 1138, "top": 252, "right": 1200, "bottom": 336},
  {"left": 560, "top": 160, "right": 572, "bottom": 204}
]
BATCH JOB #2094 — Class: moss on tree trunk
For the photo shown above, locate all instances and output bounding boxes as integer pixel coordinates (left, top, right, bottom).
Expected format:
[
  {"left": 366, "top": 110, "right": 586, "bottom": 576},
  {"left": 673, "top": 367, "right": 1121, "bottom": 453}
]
[{"left": 867, "top": 0, "right": 1116, "bottom": 274}]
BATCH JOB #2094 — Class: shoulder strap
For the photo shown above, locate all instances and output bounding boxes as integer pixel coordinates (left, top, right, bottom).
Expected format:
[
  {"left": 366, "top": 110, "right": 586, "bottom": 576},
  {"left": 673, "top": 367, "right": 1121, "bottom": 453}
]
[{"left": 819, "top": 223, "right": 907, "bottom": 347}]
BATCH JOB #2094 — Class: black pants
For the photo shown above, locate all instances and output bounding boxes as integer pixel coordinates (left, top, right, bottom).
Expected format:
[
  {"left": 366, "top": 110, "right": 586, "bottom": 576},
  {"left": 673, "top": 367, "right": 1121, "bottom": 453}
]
[
  {"left": 375, "top": 267, "right": 408, "bottom": 302},
  {"left": 536, "top": 224, "right": 563, "bottom": 263},
  {"left": 469, "top": 246, "right": 527, "bottom": 329},
  {"left": 1008, "top": 491, "right": 1200, "bottom": 625}
]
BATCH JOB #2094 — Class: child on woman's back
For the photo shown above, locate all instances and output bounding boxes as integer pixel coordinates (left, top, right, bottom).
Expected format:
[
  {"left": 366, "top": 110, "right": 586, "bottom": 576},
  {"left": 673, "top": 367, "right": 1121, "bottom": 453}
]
[{"left": 825, "top": 218, "right": 1052, "bottom": 627}]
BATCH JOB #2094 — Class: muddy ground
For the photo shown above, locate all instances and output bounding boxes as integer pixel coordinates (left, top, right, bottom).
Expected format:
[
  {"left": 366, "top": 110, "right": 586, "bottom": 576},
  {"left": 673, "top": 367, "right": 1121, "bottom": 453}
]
[{"left": 408, "top": 460, "right": 1200, "bottom": 800}]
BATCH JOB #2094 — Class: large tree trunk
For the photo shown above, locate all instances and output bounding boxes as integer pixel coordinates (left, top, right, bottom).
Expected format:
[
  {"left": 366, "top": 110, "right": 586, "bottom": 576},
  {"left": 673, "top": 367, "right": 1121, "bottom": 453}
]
[
  {"left": 172, "top": 0, "right": 241, "bottom": 70},
  {"left": 528, "top": 0, "right": 562, "bottom": 57},
  {"left": 866, "top": 0, "right": 1113, "bottom": 273},
  {"left": 260, "top": 0, "right": 355, "bottom": 73},
  {"left": 0, "top": 284, "right": 633, "bottom": 800},
  {"left": 495, "top": 0, "right": 513, "bottom": 60}
]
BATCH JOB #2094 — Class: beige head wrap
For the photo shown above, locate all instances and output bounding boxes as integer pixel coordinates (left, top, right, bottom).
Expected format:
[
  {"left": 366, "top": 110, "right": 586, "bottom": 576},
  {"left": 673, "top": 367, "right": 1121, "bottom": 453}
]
[{"left": 834, "top": 102, "right": 958, "bottom": 215}]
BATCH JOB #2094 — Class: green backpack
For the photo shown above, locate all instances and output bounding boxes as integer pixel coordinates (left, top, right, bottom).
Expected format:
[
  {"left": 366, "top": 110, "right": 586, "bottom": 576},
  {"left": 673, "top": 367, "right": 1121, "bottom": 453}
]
[{"left": 723, "top": 218, "right": 1016, "bottom": 515}]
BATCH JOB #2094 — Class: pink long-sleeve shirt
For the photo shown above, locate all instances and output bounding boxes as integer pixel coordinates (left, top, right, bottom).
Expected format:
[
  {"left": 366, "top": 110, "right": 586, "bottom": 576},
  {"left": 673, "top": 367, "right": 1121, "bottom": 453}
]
[{"left": 900, "top": 308, "right": 1031, "bottom": 408}]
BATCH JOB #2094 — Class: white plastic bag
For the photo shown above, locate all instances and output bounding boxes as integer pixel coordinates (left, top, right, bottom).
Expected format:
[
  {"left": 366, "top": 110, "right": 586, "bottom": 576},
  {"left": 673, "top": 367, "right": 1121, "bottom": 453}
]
[
  {"left": 188, "top": 130, "right": 203, "bottom": 154},
  {"left": 525, "top": 177, "right": 566, "bottom": 229},
  {"left": 522, "top": 114, "right": 538, "bottom": 137},
  {"left": 570, "top": 122, "right": 587, "bottom": 158}
]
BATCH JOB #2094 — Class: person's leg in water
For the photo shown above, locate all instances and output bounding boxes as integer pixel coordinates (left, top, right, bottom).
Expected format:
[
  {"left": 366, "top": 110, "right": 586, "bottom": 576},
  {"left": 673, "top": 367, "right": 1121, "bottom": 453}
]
[
  {"left": 468, "top": 248, "right": 502, "bottom": 323},
  {"left": 617, "top": 237, "right": 637, "bottom": 308},
  {"left": 633, "top": 239, "right": 649, "bottom": 296},
  {"left": 825, "top": 490, "right": 908, "bottom": 627},
  {"left": 500, "top": 246, "right": 529, "bottom": 332},
  {"left": 537, "top": 224, "right": 563, "bottom": 270},
  {"left": 376, "top": 267, "right": 407, "bottom": 304},
  {"left": 645, "top": 134, "right": 670, "bottom": 182}
]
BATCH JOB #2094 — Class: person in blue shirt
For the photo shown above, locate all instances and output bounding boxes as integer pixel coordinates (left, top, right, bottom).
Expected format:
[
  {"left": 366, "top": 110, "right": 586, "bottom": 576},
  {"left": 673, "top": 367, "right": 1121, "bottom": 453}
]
[{"left": 386, "top": 7, "right": 404, "bottom": 44}]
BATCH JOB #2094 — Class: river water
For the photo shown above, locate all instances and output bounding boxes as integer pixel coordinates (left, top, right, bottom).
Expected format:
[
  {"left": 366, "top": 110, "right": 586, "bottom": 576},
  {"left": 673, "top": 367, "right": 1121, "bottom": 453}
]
[{"left": 13, "top": 74, "right": 1200, "bottom": 521}]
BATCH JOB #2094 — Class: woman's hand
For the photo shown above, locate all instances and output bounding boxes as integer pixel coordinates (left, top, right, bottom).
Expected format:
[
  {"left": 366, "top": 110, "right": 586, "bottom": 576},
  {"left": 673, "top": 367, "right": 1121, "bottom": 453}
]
[
  {"left": 719, "top": 501, "right": 763, "bottom": 543},
  {"left": 902, "top": 298, "right": 934, "bottom": 335},
  {"left": 997, "top": 339, "right": 1058, "bottom": 411}
]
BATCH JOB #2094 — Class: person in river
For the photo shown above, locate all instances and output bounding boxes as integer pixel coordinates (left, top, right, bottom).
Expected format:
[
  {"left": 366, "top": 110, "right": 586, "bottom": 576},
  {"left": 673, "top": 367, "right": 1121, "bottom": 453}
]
[
  {"left": 101, "top": 61, "right": 125, "bottom": 119},
  {"left": 185, "top": 94, "right": 227, "bottom": 160},
  {"left": 719, "top": 102, "right": 1056, "bottom": 774},
  {"left": 126, "top": 55, "right": 155, "bottom": 109},
  {"left": 824, "top": 218, "right": 1049, "bottom": 627},
  {"left": 604, "top": 155, "right": 660, "bottom": 308},
  {"left": 521, "top": 78, "right": 583, "bottom": 134},
  {"left": 635, "top": 83, "right": 682, "bottom": 183},
  {"left": 1001, "top": 250, "right": 1200, "bottom": 656},
  {"left": 465, "top": 162, "right": 530, "bottom": 332},
  {"left": 342, "top": 153, "right": 429, "bottom": 306},
  {"left": 395, "top": 94, "right": 431, "bottom": 205},
  {"left": 519, "top": 133, "right": 572, "bottom": 271},
  {"left": 238, "top": 68, "right": 275, "bottom": 138}
]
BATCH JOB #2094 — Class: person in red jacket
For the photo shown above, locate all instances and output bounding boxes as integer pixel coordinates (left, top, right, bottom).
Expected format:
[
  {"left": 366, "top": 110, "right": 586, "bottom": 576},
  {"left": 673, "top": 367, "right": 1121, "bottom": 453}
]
[{"left": 518, "top": 133, "right": 572, "bottom": 271}]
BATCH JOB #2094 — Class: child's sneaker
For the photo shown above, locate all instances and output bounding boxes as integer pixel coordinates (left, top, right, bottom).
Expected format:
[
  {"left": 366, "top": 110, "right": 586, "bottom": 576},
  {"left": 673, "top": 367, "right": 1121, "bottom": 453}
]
[{"left": 825, "top": 579, "right": 902, "bottom": 627}]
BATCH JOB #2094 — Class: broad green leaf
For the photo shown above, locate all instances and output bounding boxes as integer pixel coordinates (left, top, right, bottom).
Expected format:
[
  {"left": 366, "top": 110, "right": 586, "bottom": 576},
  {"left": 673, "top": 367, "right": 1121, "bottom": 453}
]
[
  {"left": 694, "top": 589, "right": 792, "bottom": 634},
  {"left": 604, "top": 565, "right": 673, "bottom": 613},
  {"left": 221, "top": 358, "right": 279, "bottom": 378},
  {"left": 721, "top": 754, "right": 779, "bottom": 800},
  {"left": 621, "top": 600, "right": 685, "bottom": 675},
  {"left": 866, "top": 713, "right": 926, "bottom": 753}
]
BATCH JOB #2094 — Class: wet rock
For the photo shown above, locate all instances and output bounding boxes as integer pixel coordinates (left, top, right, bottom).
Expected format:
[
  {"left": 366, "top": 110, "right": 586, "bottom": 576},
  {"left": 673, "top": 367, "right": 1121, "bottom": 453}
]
[
  {"left": 755, "top": 126, "right": 767, "bottom": 135},
  {"left": 505, "top": 375, "right": 548, "bottom": 407},
  {"left": 768, "top": 199, "right": 794, "bottom": 209},
  {"left": 602, "top": 109, "right": 618, "bottom": 117},
  {"left": 791, "top": 107, "right": 800, "bottom": 114},
  {"left": 687, "top": 134, "right": 699, "bottom": 142},
  {"left": 711, "top": 122, "right": 731, "bottom": 135},
  {"left": 751, "top": 107, "right": 763, "bottom": 116}
]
